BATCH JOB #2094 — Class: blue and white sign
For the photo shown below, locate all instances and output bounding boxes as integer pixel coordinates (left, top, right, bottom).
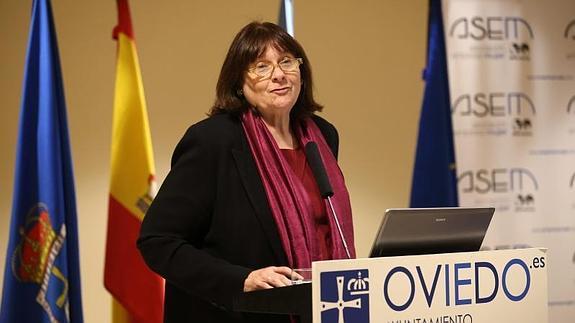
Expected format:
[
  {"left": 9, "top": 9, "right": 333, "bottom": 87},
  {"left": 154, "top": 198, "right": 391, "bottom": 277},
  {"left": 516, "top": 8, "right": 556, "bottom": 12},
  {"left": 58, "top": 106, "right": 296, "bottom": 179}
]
[
  {"left": 320, "top": 269, "right": 370, "bottom": 323},
  {"left": 312, "top": 249, "right": 548, "bottom": 323}
]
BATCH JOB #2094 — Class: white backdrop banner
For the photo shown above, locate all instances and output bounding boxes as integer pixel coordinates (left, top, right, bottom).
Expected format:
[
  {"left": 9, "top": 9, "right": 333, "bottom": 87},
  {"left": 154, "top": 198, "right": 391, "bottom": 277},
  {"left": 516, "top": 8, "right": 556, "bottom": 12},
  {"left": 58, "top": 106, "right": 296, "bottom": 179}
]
[{"left": 443, "top": 0, "right": 575, "bottom": 321}]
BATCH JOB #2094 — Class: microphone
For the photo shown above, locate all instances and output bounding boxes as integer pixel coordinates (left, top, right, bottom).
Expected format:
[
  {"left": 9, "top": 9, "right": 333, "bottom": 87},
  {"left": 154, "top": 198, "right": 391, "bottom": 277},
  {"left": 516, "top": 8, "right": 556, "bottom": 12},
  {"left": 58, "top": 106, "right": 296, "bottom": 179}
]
[
  {"left": 304, "top": 142, "right": 333, "bottom": 198},
  {"left": 304, "top": 141, "right": 351, "bottom": 259}
]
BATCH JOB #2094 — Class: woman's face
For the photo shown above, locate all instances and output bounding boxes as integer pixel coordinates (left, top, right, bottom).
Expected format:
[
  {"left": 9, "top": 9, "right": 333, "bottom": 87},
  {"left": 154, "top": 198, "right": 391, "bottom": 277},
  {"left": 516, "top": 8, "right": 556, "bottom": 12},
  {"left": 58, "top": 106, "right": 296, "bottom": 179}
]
[{"left": 242, "top": 46, "right": 302, "bottom": 118}]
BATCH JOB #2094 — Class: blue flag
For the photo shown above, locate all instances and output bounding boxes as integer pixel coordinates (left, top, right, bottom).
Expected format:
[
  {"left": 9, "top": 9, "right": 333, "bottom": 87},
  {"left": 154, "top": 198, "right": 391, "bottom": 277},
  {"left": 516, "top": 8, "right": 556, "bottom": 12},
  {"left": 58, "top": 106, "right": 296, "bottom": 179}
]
[
  {"left": 0, "top": 0, "right": 84, "bottom": 322},
  {"left": 278, "top": 0, "right": 294, "bottom": 36},
  {"left": 410, "top": 0, "right": 459, "bottom": 208}
]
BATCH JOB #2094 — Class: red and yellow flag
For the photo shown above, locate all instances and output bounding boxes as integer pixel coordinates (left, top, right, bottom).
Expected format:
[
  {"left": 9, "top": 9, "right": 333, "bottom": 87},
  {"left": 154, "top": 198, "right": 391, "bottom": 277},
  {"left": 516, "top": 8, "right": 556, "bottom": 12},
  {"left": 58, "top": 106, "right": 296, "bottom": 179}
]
[{"left": 104, "top": 0, "right": 164, "bottom": 322}]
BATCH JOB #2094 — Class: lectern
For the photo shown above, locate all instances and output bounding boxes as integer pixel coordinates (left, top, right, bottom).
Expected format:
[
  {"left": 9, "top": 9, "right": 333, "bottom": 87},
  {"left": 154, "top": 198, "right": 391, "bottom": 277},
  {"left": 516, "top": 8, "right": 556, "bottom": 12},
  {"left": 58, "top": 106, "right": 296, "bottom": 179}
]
[
  {"left": 234, "top": 282, "right": 312, "bottom": 322},
  {"left": 234, "top": 248, "right": 548, "bottom": 323}
]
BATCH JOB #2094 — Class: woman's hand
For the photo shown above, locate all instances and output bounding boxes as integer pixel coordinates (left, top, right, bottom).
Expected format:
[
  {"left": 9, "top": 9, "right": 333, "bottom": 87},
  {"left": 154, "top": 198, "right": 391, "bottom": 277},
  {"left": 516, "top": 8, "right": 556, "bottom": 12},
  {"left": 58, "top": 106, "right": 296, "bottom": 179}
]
[{"left": 243, "top": 266, "right": 295, "bottom": 292}]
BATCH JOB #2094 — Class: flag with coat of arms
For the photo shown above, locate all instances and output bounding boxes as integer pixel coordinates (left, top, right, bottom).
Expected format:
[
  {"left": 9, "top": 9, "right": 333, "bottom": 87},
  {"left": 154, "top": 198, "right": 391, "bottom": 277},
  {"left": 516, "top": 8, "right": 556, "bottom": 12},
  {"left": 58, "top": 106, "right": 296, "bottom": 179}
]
[{"left": 0, "top": 0, "right": 84, "bottom": 322}]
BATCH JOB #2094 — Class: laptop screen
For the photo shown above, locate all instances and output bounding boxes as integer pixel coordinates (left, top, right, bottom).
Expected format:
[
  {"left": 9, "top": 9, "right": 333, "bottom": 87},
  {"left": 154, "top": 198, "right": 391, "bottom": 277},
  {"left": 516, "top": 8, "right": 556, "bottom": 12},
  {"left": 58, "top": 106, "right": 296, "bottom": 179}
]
[{"left": 369, "top": 207, "right": 494, "bottom": 257}]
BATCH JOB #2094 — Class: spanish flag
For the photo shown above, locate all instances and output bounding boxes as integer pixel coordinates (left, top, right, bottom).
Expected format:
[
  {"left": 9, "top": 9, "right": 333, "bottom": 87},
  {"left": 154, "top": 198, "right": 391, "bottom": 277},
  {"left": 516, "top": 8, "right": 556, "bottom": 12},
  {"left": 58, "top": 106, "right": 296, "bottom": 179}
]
[{"left": 104, "top": 1, "right": 164, "bottom": 322}]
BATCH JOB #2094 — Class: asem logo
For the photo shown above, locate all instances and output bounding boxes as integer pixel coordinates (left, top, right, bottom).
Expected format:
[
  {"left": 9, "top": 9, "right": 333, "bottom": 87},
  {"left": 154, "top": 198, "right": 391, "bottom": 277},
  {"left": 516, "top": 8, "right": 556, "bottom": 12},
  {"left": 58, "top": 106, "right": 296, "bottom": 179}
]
[
  {"left": 568, "top": 172, "right": 575, "bottom": 209},
  {"left": 569, "top": 172, "right": 575, "bottom": 188},
  {"left": 458, "top": 168, "right": 538, "bottom": 194},
  {"left": 513, "top": 118, "right": 533, "bottom": 136},
  {"left": 515, "top": 191, "right": 536, "bottom": 212},
  {"left": 567, "top": 95, "right": 575, "bottom": 113},
  {"left": 320, "top": 269, "right": 369, "bottom": 323},
  {"left": 516, "top": 194, "right": 534, "bottom": 205},
  {"left": 509, "top": 42, "right": 530, "bottom": 60},
  {"left": 514, "top": 118, "right": 532, "bottom": 130},
  {"left": 451, "top": 92, "right": 536, "bottom": 117},
  {"left": 565, "top": 20, "right": 575, "bottom": 39},
  {"left": 512, "top": 43, "right": 529, "bottom": 54},
  {"left": 449, "top": 16, "right": 534, "bottom": 40}
]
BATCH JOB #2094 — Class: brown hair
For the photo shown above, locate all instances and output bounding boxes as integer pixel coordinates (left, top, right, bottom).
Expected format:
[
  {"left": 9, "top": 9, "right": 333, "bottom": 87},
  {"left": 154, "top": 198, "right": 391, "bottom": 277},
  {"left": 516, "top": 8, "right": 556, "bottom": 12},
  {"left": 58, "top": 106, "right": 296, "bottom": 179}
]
[{"left": 210, "top": 21, "right": 323, "bottom": 120}]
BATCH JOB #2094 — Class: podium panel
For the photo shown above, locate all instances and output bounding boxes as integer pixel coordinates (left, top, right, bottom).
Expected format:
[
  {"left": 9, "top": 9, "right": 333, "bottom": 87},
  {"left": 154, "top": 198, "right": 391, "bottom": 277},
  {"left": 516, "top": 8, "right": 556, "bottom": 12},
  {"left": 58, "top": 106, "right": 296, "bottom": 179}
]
[
  {"left": 312, "top": 248, "right": 548, "bottom": 323},
  {"left": 234, "top": 282, "right": 311, "bottom": 321}
]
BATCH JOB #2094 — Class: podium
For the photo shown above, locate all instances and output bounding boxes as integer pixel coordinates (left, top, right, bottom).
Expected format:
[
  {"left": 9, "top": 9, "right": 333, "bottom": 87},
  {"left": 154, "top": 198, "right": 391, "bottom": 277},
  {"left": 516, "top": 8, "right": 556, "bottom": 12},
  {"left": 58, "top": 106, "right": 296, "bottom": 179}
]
[
  {"left": 234, "top": 282, "right": 312, "bottom": 322},
  {"left": 234, "top": 248, "right": 548, "bottom": 323}
]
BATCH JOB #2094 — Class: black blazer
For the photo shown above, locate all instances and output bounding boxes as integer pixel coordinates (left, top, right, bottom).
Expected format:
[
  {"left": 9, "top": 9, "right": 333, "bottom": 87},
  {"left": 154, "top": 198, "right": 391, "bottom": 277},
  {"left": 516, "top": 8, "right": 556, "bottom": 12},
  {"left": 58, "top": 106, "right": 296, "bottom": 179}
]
[{"left": 138, "top": 113, "right": 339, "bottom": 323}]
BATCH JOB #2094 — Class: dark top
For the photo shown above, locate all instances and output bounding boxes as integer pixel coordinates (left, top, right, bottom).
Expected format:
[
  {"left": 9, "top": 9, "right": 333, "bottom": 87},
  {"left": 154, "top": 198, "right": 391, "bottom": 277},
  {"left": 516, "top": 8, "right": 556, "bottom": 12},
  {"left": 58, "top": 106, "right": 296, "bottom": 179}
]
[{"left": 137, "top": 113, "right": 339, "bottom": 323}]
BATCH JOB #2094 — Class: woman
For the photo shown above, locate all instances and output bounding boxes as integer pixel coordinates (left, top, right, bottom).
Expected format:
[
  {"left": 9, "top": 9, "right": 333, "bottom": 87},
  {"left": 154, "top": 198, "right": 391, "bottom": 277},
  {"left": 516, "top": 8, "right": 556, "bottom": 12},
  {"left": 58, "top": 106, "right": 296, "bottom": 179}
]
[{"left": 138, "top": 21, "right": 355, "bottom": 323}]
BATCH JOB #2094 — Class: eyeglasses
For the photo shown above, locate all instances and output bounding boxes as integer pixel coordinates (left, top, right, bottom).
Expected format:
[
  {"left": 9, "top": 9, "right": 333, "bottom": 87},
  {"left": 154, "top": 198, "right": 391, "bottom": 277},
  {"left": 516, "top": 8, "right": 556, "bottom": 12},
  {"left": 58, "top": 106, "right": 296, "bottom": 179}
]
[{"left": 247, "top": 57, "right": 303, "bottom": 79}]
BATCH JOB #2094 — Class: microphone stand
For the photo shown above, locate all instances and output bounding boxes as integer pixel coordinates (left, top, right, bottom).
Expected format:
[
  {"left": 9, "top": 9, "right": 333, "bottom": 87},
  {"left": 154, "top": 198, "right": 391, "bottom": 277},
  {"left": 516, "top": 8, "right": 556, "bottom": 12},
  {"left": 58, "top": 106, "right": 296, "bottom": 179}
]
[
  {"left": 304, "top": 140, "right": 352, "bottom": 260},
  {"left": 326, "top": 196, "right": 351, "bottom": 259}
]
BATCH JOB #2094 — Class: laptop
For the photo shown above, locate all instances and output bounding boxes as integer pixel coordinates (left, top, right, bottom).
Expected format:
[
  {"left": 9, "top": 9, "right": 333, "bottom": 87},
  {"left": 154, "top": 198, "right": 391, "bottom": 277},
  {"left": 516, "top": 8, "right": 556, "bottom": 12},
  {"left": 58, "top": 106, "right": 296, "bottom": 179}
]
[{"left": 369, "top": 207, "right": 494, "bottom": 257}]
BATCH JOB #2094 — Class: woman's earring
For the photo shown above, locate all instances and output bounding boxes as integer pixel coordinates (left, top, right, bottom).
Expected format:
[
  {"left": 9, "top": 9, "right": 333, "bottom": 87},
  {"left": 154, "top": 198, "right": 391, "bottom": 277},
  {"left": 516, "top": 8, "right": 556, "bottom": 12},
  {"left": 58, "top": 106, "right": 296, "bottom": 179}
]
[{"left": 237, "top": 89, "right": 243, "bottom": 97}]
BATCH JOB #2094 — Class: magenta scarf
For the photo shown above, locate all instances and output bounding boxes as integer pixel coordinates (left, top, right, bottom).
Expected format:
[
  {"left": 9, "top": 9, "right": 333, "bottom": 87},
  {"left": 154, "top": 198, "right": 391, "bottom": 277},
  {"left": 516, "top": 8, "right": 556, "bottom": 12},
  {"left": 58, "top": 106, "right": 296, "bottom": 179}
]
[{"left": 241, "top": 110, "right": 355, "bottom": 268}]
